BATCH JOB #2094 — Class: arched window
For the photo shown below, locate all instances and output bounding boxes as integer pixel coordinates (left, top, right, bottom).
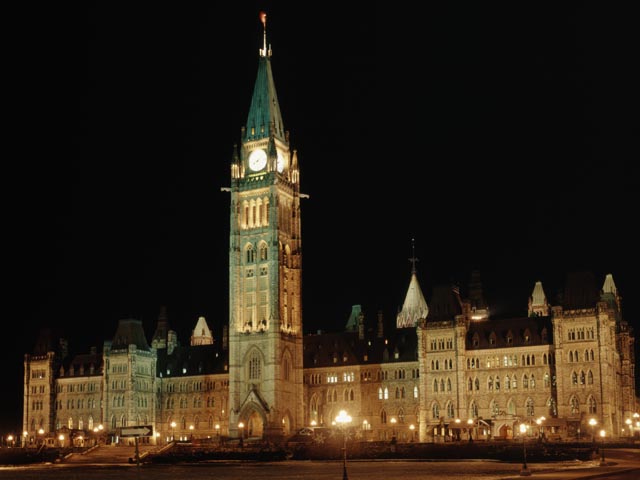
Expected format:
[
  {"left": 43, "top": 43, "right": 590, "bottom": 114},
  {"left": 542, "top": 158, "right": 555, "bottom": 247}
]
[
  {"left": 580, "top": 371, "right": 585, "bottom": 385},
  {"left": 587, "top": 370, "right": 593, "bottom": 384},
  {"left": 248, "top": 351, "right": 262, "bottom": 381},
  {"left": 447, "top": 402, "right": 455, "bottom": 418},
  {"left": 569, "top": 351, "right": 574, "bottom": 362},
  {"left": 543, "top": 353, "right": 548, "bottom": 365},
  {"left": 381, "top": 410, "right": 387, "bottom": 424},
  {"left": 495, "top": 376, "right": 500, "bottom": 391},
  {"left": 507, "top": 399, "right": 515, "bottom": 415},
  {"left": 544, "top": 373, "right": 550, "bottom": 387},
  {"left": 570, "top": 396, "right": 580, "bottom": 414},
  {"left": 432, "top": 403, "right": 440, "bottom": 419},
  {"left": 588, "top": 396, "right": 597, "bottom": 414},
  {"left": 350, "top": 389, "right": 355, "bottom": 401},
  {"left": 434, "top": 379, "right": 438, "bottom": 393},
  {"left": 245, "top": 244, "right": 256, "bottom": 263},
  {"left": 512, "top": 375, "right": 517, "bottom": 389},
  {"left": 472, "top": 333, "right": 480, "bottom": 348},
  {"left": 468, "top": 378, "right": 473, "bottom": 391},
  {"left": 491, "top": 400, "right": 499, "bottom": 416},
  {"left": 414, "top": 386, "right": 419, "bottom": 399},
  {"left": 523, "top": 329, "right": 531, "bottom": 344},
  {"left": 523, "top": 374, "right": 529, "bottom": 389},
  {"left": 488, "top": 376, "right": 493, "bottom": 390},
  {"left": 505, "top": 375, "right": 511, "bottom": 390},
  {"left": 259, "top": 243, "right": 268, "bottom": 261},
  {"left": 470, "top": 402, "right": 478, "bottom": 418},
  {"left": 384, "top": 387, "right": 389, "bottom": 400},
  {"left": 572, "top": 371, "right": 578, "bottom": 385},
  {"left": 378, "top": 388, "right": 383, "bottom": 400},
  {"left": 447, "top": 378, "right": 452, "bottom": 391},
  {"left": 440, "top": 379, "right": 445, "bottom": 392},
  {"left": 547, "top": 398, "right": 557, "bottom": 417},
  {"left": 474, "top": 377, "right": 480, "bottom": 390},
  {"left": 526, "top": 398, "right": 535, "bottom": 417}
]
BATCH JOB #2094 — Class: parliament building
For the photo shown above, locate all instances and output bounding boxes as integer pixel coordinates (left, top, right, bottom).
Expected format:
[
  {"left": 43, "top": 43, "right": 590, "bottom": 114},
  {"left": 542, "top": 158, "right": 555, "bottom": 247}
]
[{"left": 23, "top": 17, "right": 637, "bottom": 447}]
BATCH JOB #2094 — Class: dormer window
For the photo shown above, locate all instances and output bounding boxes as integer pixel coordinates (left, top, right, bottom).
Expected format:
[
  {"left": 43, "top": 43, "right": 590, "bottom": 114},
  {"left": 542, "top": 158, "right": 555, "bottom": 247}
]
[
  {"left": 506, "top": 331, "right": 513, "bottom": 345},
  {"left": 489, "top": 332, "right": 496, "bottom": 346},
  {"left": 523, "top": 329, "right": 531, "bottom": 345},
  {"left": 472, "top": 333, "right": 480, "bottom": 348}
]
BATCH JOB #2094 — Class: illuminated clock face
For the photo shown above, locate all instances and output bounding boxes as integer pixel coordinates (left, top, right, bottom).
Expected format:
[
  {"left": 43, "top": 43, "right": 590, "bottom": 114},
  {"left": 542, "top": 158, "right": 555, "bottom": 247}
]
[
  {"left": 276, "top": 151, "right": 286, "bottom": 173},
  {"left": 248, "top": 149, "right": 267, "bottom": 171}
]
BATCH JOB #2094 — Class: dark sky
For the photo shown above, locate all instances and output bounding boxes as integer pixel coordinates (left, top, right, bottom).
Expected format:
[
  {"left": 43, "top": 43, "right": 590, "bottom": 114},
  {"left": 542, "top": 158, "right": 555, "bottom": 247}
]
[{"left": 4, "top": 2, "right": 638, "bottom": 431}]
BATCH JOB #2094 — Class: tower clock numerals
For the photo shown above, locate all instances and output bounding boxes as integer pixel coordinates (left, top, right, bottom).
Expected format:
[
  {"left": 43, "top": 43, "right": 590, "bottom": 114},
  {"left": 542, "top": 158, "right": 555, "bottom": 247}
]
[{"left": 248, "top": 149, "right": 267, "bottom": 171}]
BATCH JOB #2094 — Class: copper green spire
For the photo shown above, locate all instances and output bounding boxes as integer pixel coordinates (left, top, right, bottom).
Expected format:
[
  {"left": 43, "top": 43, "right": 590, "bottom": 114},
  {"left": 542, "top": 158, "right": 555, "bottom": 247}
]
[{"left": 244, "top": 11, "right": 285, "bottom": 143}]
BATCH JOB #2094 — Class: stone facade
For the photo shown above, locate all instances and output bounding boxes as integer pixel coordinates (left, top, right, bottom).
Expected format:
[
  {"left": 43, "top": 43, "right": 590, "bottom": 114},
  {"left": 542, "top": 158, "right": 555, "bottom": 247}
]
[{"left": 22, "top": 20, "right": 637, "bottom": 447}]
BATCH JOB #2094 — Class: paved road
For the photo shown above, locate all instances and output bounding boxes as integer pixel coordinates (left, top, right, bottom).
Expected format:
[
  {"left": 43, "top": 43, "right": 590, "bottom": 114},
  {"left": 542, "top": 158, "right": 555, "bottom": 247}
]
[{"left": 0, "top": 449, "right": 638, "bottom": 480}]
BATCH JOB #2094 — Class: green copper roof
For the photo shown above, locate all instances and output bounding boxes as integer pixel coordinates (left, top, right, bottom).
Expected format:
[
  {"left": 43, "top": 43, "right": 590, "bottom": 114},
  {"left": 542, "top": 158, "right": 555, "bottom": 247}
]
[{"left": 244, "top": 56, "right": 285, "bottom": 142}]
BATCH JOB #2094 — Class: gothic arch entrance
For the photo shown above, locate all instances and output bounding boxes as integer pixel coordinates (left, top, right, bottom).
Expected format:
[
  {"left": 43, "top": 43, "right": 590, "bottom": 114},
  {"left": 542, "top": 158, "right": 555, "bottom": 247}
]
[
  {"left": 282, "top": 412, "right": 291, "bottom": 436},
  {"left": 247, "top": 410, "right": 264, "bottom": 438}
]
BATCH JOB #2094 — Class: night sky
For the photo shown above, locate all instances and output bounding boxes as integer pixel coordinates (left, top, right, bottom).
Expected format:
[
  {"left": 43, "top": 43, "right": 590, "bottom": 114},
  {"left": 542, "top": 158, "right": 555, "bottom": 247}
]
[{"left": 4, "top": 2, "right": 638, "bottom": 432}]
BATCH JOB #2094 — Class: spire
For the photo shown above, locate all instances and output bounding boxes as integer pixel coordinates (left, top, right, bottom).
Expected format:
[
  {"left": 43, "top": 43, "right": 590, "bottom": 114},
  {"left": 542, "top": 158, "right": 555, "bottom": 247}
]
[
  {"left": 244, "top": 11, "right": 284, "bottom": 143},
  {"left": 396, "top": 241, "right": 429, "bottom": 329},
  {"left": 602, "top": 273, "right": 617, "bottom": 296},
  {"left": 151, "top": 305, "right": 169, "bottom": 349},
  {"left": 345, "top": 305, "right": 362, "bottom": 331},
  {"left": 409, "top": 237, "right": 418, "bottom": 274},
  {"left": 528, "top": 281, "right": 549, "bottom": 317}
]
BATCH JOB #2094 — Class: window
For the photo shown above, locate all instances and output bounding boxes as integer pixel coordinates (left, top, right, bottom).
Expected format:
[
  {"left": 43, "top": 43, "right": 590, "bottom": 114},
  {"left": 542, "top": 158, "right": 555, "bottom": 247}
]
[
  {"left": 447, "top": 403, "right": 455, "bottom": 418},
  {"left": 413, "top": 386, "right": 419, "bottom": 399},
  {"left": 432, "top": 403, "right": 440, "bottom": 419},
  {"left": 249, "top": 351, "right": 262, "bottom": 381},
  {"left": 526, "top": 398, "right": 534, "bottom": 417},
  {"left": 570, "top": 397, "right": 579, "bottom": 414},
  {"left": 588, "top": 397, "right": 597, "bottom": 414}
]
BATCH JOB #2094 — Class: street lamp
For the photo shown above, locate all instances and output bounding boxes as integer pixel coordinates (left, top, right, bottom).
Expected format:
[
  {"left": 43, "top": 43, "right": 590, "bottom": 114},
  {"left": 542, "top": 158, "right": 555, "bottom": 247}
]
[
  {"left": 335, "top": 410, "right": 352, "bottom": 480},
  {"left": 588, "top": 418, "right": 597, "bottom": 446},
  {"left": 454, "top": 418, "right": 461, "bottom": 441},
  {"left": 238, "top": 422, "right": 244, "bottom": 448},
  {"left": 519, "top": 423, "right": 531, "bottom": 476},
  {"left": 215, "top": 424, "right": 220, "bottom": 438},
  {"left": 189, "top": 424, "right": 194, "bottom": 441},
  {"left": 23, "top": 431, "right": 28, "bottom": 447},
  {"left": 58, "top": 434, "right": 65, "bottom": 448},
  {"left": 7, "top": 435, "right": 14, "bottom": 448},
  {"left": 536, "top": 416, "right": 546, "bottom": 441},
  {"left": 390, "top": 417, "right": 397, "bottom": 444},
  {"left": 599, "top": 430, "right": 606, "bottom": 466},
  {"left": 170, "top": 421, "right": 176, "bottom": 442},
  {"left": 467, "top": 419, "right": 474, "bottom": 442},
  {"left": 409, "top": 424, "right": 415, "bottom": 442}
]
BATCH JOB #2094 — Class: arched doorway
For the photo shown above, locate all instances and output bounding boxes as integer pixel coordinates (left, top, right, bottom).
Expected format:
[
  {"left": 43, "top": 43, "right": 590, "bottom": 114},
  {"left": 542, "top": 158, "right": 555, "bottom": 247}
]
[{"left": 247, "top": 410, "right": 264, "bottom": 438}]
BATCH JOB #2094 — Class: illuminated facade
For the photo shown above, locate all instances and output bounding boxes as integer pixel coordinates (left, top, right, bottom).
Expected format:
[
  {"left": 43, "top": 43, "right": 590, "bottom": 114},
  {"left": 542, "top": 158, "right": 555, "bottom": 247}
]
[{"left": 22, "top": 17, "right": 637, "bottom": 447}]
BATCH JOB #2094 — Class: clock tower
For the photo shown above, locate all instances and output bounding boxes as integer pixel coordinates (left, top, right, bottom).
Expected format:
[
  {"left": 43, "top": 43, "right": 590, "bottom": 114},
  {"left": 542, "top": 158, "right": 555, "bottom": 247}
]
[{"left": 228, "top": 12, "right": 303, "bottom": 441}]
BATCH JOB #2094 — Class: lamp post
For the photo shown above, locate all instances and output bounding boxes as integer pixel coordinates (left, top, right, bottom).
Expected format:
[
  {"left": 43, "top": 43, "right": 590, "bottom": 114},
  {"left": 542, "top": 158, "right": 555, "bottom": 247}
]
[
  {"left": 454, "top": 418, "right": 461, "bottom": 441},
  {"left": 23, "top": 431, "right": 28, "bottom": 448},
  {"left": 238, "top": 422, "right": 244, "bottom": 448},
  {"left": 467, "top": 419, "right": 474, "bottom": 442},
  {"left": 335, "top": 410, "right": 352, "bottom": 480},
  {"left": 588, "top": 418, "right": 597, "bottom": 445},
  {"left": 37, "top": 428, "right": 45, "bottom": 447},
  {"left": 536, "top": 416, "right": 546, "bottom": 441},
  {"left": 7, "top": 435, "right": 14, "bottom": 448},
  {"left": 390, "top": 417, "right": 397, "bottom": 444},
  {"left": 409, "top": 424, "right": 415, "bottom": 442},
  {"left": 189, "top": 424, "right": 194, "bottom": 441},
  {"left": 215, "top": 424, "right": 220, "bottom": 439},
  {"left": 599, "top": 430, "right": 606, "bottom": 466},
  {"left": 519, "top": 423, "right": 531, "bottom": 476},
  {"left": 170, "top": 421, "right": 176, "bottom": 442},
  {"left": 58, "top": 434, "right": 65, "bottom": 448}
]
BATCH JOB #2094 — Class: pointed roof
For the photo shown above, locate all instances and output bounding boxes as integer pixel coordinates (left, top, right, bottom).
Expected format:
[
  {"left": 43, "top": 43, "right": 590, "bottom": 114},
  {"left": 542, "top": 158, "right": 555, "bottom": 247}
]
[
  {"left": 396, "top": 273, "right": 429, "bottom": 328},
  {"left": 111, "top": 318, "right": 150, "bottom": 351},
  {"left": 244, "top": 15, "right": 285, "bottom": 143},
  {"left": 191, "top": 316, "right": 214, "bottom": 346},
  {"left": 602, "top": 273, "right": 617, "bottom": 296},
  {"left": 345, "top": 305, "right": 362, "bottom": 331},
  {"left": 531, "top": 281, "right": 547, "bottom": 306}
]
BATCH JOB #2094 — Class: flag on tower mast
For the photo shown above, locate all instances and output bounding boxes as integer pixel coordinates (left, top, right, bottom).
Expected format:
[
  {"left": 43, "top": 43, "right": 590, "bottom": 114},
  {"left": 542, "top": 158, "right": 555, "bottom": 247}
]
[{"left": 260, "top": 11, "right": 267, "bottom": 27}]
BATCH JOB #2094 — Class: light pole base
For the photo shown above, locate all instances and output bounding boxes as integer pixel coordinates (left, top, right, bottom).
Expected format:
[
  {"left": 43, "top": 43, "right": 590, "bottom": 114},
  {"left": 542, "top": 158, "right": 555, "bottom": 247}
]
[{"left": 519, "top": 467, "right": 532, "bottom": 476}]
